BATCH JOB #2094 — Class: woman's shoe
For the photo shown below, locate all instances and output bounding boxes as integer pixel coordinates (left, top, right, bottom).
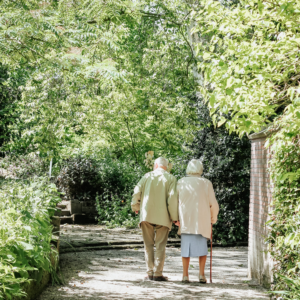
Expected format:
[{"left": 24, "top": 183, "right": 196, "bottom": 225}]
[
  {"left": 182, "top": 276, "right": 189, "bottom": 283},
  {"left": 199, "top": 275, "right": 207, "bottom": 284}
]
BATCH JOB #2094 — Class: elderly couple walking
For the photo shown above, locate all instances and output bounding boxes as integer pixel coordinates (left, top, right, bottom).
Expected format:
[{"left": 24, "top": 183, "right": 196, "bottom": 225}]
[{"left": 131, "top": 157, "right": 219, "bottom": 283}]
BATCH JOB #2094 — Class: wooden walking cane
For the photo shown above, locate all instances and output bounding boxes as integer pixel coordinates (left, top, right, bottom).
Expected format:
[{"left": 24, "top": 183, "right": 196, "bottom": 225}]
[{"left": 210, "top": 223, "right": 213, "bottom": 283}]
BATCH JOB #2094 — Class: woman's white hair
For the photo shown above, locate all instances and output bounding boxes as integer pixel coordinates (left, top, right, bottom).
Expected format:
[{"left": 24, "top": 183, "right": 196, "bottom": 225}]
[
  {"left": 186, "top": 159, "right": 203, "bottom": 176},
  {"left": 154, "top": 157, "right": 169, "bottom": 168}
]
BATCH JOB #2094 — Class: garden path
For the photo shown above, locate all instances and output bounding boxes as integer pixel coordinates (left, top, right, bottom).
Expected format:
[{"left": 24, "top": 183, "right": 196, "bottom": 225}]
[
  {"left": 59, "top": 224, "right": 145, "bottom": 251},
  {"left": 39, "top": 225, "right": 269, "bottom": 300}
]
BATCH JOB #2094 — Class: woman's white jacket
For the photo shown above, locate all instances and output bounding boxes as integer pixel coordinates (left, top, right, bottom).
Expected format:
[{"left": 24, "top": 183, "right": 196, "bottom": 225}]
[{"left": 177, "top": 175, "right": 219, "bottom": 239}]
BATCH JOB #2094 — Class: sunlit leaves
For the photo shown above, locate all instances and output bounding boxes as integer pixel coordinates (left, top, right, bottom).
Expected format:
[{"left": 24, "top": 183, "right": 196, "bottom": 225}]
[
  {"left": 0, "top": 177, "right": 61, "bottom": 299},
  {"left": 0, "top": 0, "right": 200, "bottom": 162},
  {"left": 192, "top": 0, "right": 300, "bottom": 136}
]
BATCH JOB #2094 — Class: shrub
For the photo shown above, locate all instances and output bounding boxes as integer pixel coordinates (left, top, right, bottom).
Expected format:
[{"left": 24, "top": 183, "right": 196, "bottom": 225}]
[
  {"left": 56, "top": 154, "right": 143, "bottom": 202},
  {"left": 56, "top": 155, "right": 99, "bottom": 201},
  {"left": 95, "top": 190, "right": 139, "bottom": 229},
  {"left": 96, "top": 156, "right": 143, "bottom": 199},
  {"left": 0, "top": 154, "right": 48, "bottom": 179},
  {"left": 266, "top": 131, "right": 300, "bottom": 299},
  {"left": 56, "top": 154, "right": 143, "bottom": 227},
  {"left": 0, "top": 65, "right": 27, "bottom": 150},
  {"left": 0, "top": 177, "right": 61, "bottom": 300}
]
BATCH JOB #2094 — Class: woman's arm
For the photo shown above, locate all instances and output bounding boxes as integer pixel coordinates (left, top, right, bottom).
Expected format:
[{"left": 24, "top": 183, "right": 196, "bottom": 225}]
[{"left": 208, "top": 182, "right": 219, "bottom": 224}]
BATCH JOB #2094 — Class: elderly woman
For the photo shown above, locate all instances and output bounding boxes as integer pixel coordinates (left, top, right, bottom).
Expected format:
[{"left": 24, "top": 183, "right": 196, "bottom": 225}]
[{"left": 176, "top": 159, "right": 219, "bottom": 283}]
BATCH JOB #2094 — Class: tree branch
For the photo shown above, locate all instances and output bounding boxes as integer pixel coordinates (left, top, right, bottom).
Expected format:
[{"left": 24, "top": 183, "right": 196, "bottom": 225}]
[{"left": 124, "top": 116, "right": 138, "bottom": 163}]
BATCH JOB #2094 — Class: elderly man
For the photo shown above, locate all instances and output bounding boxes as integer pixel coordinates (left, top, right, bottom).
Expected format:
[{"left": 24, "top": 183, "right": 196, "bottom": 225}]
[{"left": 131, "top": 157, "right": 178, "bottom": 281}]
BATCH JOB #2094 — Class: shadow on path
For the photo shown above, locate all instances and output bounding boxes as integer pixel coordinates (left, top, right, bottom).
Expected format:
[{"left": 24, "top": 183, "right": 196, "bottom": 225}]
[{"left": 39, "top": 247, "right": 268, "bottom": 300}]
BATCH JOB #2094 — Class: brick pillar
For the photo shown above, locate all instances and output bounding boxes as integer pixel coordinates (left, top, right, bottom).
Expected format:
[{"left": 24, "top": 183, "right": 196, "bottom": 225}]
[{"left": 248, "top": 132, "right": 273, "bottom": 287}]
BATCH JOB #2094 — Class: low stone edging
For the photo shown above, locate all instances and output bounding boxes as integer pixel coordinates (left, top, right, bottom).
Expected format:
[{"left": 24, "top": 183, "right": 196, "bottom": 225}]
[
  {"left": 13, "top": 250, "right": 59, "bottom": 300},
  {"left": 59, "top": 239, "right": 248, "bottom": 254}
]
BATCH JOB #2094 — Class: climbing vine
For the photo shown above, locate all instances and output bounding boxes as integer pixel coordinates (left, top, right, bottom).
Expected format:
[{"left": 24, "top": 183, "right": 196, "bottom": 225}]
[{"left": 266, "top": 110, "right": 300, "bottom": 298}]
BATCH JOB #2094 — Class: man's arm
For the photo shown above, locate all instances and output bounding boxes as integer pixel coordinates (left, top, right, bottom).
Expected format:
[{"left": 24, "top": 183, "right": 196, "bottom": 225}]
[
  {"left": 167, "top": 176, "right": 179, "bottom": 221},
  {"left": 131, "top": 176, "right": 145, "bottom": 212}
]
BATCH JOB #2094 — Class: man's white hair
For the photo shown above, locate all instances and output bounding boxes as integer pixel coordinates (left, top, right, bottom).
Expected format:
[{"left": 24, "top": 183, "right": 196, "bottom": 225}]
[
  {"left": 154, "top": 157, "right": 169, "bottom": 168},
  {"left": 186, "top": 159, "right": 203, "bottom": 176}
]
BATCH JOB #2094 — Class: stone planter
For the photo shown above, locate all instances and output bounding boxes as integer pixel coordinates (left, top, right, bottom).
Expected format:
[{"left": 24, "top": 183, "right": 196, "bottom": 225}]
[
  {"left": 67, "top": 200, "right": 82, "bottom": 214},
  {"left": 82, "top": 201, "right": 97, "bottom": 215},
  {"left": 12, "top": 247, "right": 59, "bottom": 300}
]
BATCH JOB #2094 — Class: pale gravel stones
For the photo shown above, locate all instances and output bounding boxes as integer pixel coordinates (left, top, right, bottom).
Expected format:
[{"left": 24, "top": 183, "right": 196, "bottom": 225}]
[{"left": 39, "top": 225, "right": 269, "bottom": 300}]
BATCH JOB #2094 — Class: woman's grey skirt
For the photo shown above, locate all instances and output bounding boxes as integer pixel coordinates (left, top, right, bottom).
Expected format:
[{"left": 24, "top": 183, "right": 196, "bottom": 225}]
[{"left": 181, "top": 234, "right": 208, "bottom": 257}]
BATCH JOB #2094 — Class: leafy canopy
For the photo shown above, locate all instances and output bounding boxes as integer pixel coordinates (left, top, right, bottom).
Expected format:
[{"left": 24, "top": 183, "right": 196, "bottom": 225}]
[{"left": 0, "top": 0, "right": 199, "bottom": 163}]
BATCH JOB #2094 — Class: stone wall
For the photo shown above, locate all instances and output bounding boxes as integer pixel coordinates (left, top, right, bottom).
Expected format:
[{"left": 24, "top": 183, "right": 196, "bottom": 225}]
[{"left": 248, "top": 132, "right": 273, "bottom": 287}]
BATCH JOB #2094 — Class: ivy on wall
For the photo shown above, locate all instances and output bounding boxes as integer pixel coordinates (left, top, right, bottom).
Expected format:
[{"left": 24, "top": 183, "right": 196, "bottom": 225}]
[{"left": 266, "top": 122, "right": 300, "bottom": 298}]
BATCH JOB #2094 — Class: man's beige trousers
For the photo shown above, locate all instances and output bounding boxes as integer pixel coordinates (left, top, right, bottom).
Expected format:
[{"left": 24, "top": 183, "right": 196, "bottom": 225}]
[{"left": 141, "top": 221, "right": 169, "bottom": 277}]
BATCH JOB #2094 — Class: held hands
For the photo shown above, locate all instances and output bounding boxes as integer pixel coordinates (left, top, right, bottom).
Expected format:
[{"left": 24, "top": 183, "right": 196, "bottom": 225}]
[{"left": 173, "top": 221, "right": 180, "bottom": 227}]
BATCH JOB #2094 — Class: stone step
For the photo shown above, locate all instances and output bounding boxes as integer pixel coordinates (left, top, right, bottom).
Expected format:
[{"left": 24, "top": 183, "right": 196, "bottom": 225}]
[
  {"left": 57, "top": 204, "right": 67, "bottom": 209},
  {"left": 52, "top": 226, "right": 60, "bottom": 236},
  {"left": 60, "top": 216, "right": 73, "bottom": 224},
  {"left": 60, "top": 242, "right": 182, "bottom": 254},
  {"left": 69, "top": 200, "right": 82, "bottom": 214},
  {"left": 54, "top": 207, "right": 61, "bottom": 217},
  {"left": 51, "top": 216, "right": 61, "bottom": 227},
  {"left": 60, "top": 200, "right": 70, "bottom": 205},
  {"left": 72, "top": 213, "right": 88, "bottom": 224},
  {"left": 60, "top": 209, "right": 71, "bottom": 216},
  {"left": 50, "top": 239, "right": 60, "bottom": 252},
  {"left": 81, "top": 206, "right": 95, "bottom": 214},
  {"left": 60, "top": 238, "right": 181, "bottom": 249}
]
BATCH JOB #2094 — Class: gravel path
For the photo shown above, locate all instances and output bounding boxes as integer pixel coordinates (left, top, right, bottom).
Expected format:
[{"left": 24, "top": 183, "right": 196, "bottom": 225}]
[
  {"left": 39, "top": 225, "right": 269, "bottom": 300},
  {"left": 59, "top": 224, "right": 144, "bottom": 247}
]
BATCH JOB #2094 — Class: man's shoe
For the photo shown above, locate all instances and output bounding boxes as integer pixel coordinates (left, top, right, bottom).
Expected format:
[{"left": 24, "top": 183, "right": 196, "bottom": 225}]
[
  {"left": 153, "top": 276, "right": 168, "bottom": 281},
  {"left": 144, "top": 275, "right": 153, "bottom": 281},
  {"left": 199, "top": 275, "right": 207, "bottom": 284},
  {"left": 182, "top": 276, "right": 189, "bottom": 283}
]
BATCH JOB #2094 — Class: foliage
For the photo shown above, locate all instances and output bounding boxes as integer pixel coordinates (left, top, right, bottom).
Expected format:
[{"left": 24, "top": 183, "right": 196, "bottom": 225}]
[
  {"left": 0, "top": 0, "right": 140, "bottom": 67},
  {"left": 0, "top": 177, "right": 61, "bottom": 300},
  {"left": 144, "top": 151, "right": 155, "bottom": 170},
  {"left": 172, "top": 101, "right": 251, "bottom": 244},
  {"left": 270, "top": 275, "right": 300, "bottom": 299},
  {"left": 0, "top": 0, "right": 253, "bottom": 241},
  {"left": 56, "top": 154, "right": 144, "bottom": 203},
  {"left": 0, "top": 0, "right": 197, "bottom": 162},
  {"left": 56, "top": 155, "right": 100, "bottom": 201},
  {"left": 192, "top": 105, "right": 250, "bottom": 244},
  {"left": 0, "top": 65, "right": 27, "bottom": 150},
  {"left": 0, "top": 154, "right": 48, "bottom": 179},
  {"left": 266, "top": 128, "right": 300, "bottom": 299},
  {"left": 189, "top": 0, "right": 300, "bottom": 296},
  {"left": 95, "top": 190, "right": 139, "bottom": 229},
  {"left": 192, "top": 0, "right": 300, "bottom": 135}
]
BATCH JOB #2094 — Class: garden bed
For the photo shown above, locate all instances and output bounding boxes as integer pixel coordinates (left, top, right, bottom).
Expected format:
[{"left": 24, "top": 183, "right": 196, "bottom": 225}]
[{"left": 0, "top": 177, "right": 61, "bottom": 300}]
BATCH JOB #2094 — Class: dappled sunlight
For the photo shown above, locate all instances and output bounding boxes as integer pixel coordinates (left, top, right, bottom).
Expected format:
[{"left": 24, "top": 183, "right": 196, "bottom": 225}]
[{"left": 39, "top": 247, "right": 268, "bottom": 300}]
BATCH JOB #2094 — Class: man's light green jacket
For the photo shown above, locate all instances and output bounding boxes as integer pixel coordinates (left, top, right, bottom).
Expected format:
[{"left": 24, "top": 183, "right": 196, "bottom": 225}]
[{"left": 131, "top": 168, "right": 178, "bottom": 230}]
